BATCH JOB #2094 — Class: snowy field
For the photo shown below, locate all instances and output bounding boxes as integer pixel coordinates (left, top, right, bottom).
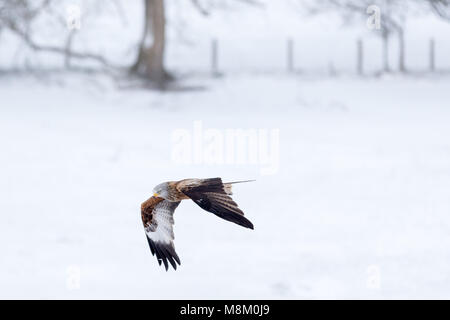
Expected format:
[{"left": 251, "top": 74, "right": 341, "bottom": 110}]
[{"left": 1, "top": 72, "right": 450, "bottom": 299}]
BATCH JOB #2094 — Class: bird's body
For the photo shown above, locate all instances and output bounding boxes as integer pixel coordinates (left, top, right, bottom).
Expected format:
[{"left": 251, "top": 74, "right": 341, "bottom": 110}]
[{"left": 141, "top": 177, "right": 254, "bottom": 270}]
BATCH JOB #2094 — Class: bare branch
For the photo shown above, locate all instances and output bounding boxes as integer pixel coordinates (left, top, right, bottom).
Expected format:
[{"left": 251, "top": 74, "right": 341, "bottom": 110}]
[
  {"left": 6, "top": 19, "right": 112, "bottom": 68},
  {"left": 0, "top": 0, "right": 116, "bottom": 69},
  {"left": 429, "top": 0, "right": 450, "bottom": 20},
  {"left": 190, "top": 0, "right": 210, "bottom": 16}
]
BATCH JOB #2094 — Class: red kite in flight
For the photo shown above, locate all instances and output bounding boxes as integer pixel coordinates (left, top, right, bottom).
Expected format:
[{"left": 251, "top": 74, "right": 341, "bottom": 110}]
[{"left": 141, "top": 178, "right": 254, "bottom": 270}]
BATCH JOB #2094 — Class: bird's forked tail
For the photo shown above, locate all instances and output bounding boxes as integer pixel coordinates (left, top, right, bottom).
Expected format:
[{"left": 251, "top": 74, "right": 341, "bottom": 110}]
[{"left": 223, "top": 179, "right": 255, "bottom": 195}]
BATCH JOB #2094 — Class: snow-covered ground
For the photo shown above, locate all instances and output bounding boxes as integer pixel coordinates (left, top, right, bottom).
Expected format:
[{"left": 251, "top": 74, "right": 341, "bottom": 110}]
[{"left": 1, "top": 72, "right": 450, "bottom": 299}]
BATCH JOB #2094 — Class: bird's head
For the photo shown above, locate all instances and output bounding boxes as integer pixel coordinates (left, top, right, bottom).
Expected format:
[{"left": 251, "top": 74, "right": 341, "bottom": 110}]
[{"left": 152, "top": 182, "right": 170, "bottom": 199}]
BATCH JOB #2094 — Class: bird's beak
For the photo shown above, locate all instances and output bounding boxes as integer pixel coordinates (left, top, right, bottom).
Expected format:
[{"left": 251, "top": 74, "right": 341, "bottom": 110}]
[{"left": 153, "top": 193, "right": 159, "bottom": 197}]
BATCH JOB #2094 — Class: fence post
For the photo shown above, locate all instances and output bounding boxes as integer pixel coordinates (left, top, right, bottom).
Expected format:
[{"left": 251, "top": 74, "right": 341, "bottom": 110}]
[
  {"left": 429, "top": 38, "right": 435, "bottom": 72},
  {"left": 357, "top": 38, "right": 363, "bottom": 75},
  {"left": 287, "top": 38, "right": 294, "bottom": 73},
  {"left": 211, "top": 38, "right": 219, "bottom": 76}
]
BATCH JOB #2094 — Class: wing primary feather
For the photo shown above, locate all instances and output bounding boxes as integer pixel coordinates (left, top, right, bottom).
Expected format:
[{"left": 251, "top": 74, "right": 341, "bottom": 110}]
[
  {"left": 170, "top": 247, "right": 181, "bottom": 265},
  {"left": 146, "top": 236, "right": 156, "bottom": 256},
  {"left": 161, "top": 246, "right": 177, "bottom": 270},
  {"left": 155, "top": 245, "right": 168, "bottom": 270}
]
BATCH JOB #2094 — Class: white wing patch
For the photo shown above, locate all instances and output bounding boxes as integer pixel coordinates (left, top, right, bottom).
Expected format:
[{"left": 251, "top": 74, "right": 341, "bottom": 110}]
[
  {"left": 145, "top": 200, "right": 177, "bottom": 244},
  {"left": 143, "top": 199, "right": 181, "bottom": 270}
]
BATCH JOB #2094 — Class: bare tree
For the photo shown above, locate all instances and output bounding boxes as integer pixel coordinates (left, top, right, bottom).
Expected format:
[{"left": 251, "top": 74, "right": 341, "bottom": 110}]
[
  {"left": 428, "top": 0, "right": 450, "bottom": 20},
  {"left": 130, "top": 0, "right": 168, "bottom": 85},
  {"left": 302, "top": 0, "right": 411, "bottom": 73},
  {"left": 129, "top": 0, "right": 262, "bottom": 87},
  {"left": 0, "top": 0, "right": 113, "bottom": 69},
  {"left": 0, "top": 0, "right": 262, "bottom": 88}
]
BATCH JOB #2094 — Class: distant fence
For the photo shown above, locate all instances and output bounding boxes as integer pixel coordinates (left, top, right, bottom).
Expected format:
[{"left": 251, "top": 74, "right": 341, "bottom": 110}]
[{"left": 167, "top": 36, "right": 450, "bottom": 76}]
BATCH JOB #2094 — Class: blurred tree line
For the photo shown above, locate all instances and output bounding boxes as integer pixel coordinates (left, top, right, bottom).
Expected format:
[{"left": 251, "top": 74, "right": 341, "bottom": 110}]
[
  {"left": 303, "top": 0, "right": 450, "bottom": 73},
  {"left": 0, "top": 0, "right": 260, "bottom": 87},
  {"left": 0, "top": 0, "right": 449, "bottom": 88}
]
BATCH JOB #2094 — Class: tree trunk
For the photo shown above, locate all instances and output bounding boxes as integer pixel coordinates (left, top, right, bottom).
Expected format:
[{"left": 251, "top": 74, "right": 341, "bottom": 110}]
[
  {"left": 131, "top": 0, "right": 171, "bottom": 85},
  {"left": 398, "top": 29, "right": 406, "bottom": 73}
]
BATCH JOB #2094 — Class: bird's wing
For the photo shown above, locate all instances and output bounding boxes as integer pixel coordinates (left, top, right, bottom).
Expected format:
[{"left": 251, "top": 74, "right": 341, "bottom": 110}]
[
  {"left": 141, "top": 196, "right": 181, "bottom": 270},
  {"left": 178, "top": 177, "right": 254, "bottom": 229}
]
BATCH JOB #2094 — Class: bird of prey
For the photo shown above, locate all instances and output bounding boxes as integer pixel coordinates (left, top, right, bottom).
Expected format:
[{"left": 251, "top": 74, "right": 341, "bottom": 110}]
[{"left": 141, "top": 177, "right": 254, "bottom": 270}]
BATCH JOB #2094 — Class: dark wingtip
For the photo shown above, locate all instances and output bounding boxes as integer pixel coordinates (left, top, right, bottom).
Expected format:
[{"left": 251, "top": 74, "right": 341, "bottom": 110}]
[
  {"left": 234, "top": 214, "right": 254, "bottom": 230},
  {"left": 145, "top": 235, "right": 181, "bottom": 271},
  {"left": 243, "top": 220, "right": 254, "bottom": 230}
]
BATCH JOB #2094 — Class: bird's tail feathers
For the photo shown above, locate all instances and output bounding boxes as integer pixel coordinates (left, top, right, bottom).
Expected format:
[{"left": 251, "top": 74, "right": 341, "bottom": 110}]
[
  {"left": 223, "top": 179, "right": 255, "bottom": 195},
  {"left": 224, "top": 179, "right": 256, "bottom": 185}
]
